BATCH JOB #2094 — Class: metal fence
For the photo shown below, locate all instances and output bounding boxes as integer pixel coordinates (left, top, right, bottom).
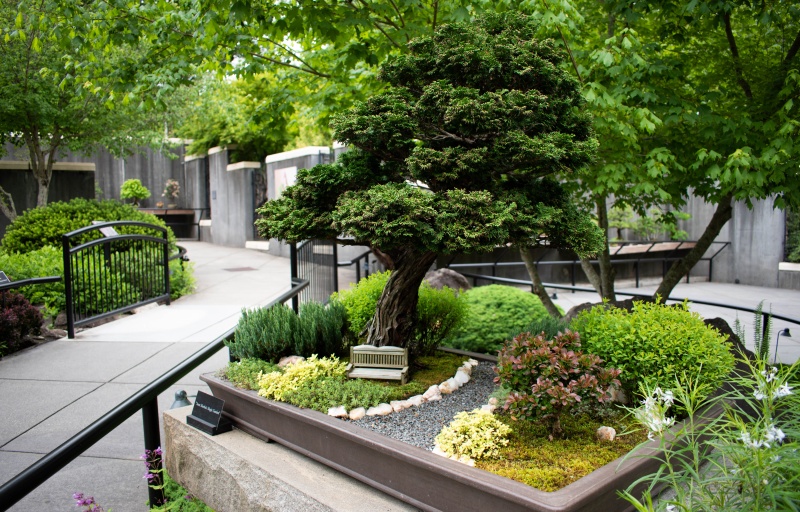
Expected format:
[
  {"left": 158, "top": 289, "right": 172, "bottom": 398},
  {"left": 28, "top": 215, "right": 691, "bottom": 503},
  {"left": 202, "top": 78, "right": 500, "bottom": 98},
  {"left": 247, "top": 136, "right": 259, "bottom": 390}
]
[
  {"left": 62, "top": 221, "right": 171, "bottom": 338},
  {"left": 290, "top": 239, "right": 338, "bottom": 309}
]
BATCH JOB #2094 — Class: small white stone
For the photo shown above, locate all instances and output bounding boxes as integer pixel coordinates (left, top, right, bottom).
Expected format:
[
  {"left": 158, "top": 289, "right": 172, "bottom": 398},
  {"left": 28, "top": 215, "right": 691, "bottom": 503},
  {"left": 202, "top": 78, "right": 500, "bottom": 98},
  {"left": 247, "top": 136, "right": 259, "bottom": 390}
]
[
  {"left": 596, "top": 426, "right": 616, "bottom": 442},
  {"left": 488, "top": 397, "right": 498, "bottom": 406},
  {"left": 327, "top": 406, "right": 348, "bottom": 418},
  {"left": 468, "top": 358, "right": 479, "bottom": 367},
  {"left": 277, "top": 355, "right": 305, "bottom": 368},
  {"left": 349, "top": 407, "right": 366, "bottom": 421},
  {"left": 439, "top": 378, "right": 459, "bottom": 394},
  {"left": 406, "top": 395, "right": 425, "bottom": 407},
  {"left": 366, "top": 403, "right": 393, "bottom": 416},
  {"left": 459, "top": 363, "right": 472, "bottom": 376},
  {"left": 423, "top": 385, "right": 442, "bottom": 402},
  {"left": 390, "top": 400, "right": 408, "bottom": 413},
  {"left": 454, "top": 369, "right": 470, "bottom": 386},
  {"left": 481, "top": 404, "right": 496, "bottom": 413}
]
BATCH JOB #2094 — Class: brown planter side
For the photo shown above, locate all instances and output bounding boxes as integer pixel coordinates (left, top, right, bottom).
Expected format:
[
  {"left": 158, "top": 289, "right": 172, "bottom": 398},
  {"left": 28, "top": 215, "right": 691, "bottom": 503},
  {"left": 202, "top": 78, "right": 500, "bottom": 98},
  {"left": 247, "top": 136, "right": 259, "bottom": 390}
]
[{"left": 202, "top": 374, "right": 665, "bottom": 512}]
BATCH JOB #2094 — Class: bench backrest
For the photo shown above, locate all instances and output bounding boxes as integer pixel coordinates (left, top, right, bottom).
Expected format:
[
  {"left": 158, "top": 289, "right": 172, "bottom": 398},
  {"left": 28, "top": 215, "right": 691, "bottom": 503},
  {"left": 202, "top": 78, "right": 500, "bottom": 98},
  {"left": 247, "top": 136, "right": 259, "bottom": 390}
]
[{"left": 350, "top": 345, "right": 408, "bottom": 369}]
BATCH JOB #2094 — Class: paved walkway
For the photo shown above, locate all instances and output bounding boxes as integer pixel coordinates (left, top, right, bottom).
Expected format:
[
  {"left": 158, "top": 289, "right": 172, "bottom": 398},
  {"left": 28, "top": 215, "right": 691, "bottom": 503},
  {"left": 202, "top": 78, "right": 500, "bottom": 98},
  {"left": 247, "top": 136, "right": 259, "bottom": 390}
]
[{"left": 0, "top": 243, "right": 798, "bottom": 511}]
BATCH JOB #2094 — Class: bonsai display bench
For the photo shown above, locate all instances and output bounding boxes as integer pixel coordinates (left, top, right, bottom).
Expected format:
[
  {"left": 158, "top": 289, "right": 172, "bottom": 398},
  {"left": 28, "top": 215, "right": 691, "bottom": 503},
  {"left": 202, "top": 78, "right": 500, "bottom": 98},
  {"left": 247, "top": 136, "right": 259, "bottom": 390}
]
[{"left": 345, "top": 345, "right": 409, "bottom": 384}]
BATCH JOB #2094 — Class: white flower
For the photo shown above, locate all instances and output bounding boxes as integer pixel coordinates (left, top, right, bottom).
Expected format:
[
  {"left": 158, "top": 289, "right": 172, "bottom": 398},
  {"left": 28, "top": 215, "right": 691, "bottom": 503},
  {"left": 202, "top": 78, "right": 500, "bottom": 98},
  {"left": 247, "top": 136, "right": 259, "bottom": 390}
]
[
  {"left": 740, "top": 431, "right": 765, "bottom": 449},
  {"left": 762, "top": 367, "right": 779, "bottom": 383},
  {"left": 766, "top": 425, "right": 786, "bottom": 445},
  {"left": 661, "top": 390, "right": 675, "bottom": 405},
  {"left": 665, "top": 505, "right": 677, "bottom": 512},
  {"left": 773, "top": 384, "right": 793, "bottom": 399},
  {"left": 754, "top": 389, "right": 767, "bottom": 400}
]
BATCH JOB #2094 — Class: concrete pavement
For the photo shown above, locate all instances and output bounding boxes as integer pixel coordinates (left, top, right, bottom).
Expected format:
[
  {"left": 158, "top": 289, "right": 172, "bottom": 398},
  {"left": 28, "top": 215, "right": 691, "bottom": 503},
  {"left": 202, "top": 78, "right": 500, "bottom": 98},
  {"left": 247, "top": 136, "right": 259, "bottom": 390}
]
[{"left": 0, "top": 242, "right": 798, "bottom": 511}]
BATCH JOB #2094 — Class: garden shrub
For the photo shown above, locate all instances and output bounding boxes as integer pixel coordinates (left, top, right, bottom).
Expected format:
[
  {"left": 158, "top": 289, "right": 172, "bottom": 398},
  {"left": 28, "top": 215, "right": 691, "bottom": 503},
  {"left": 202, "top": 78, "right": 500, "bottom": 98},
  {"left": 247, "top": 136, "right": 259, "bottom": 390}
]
[
  {"left": 570, "top": 300, "right": 735, "bottom": 397},
  {"left": 0, "top": 292, "right": 43, "bottom": 356},
  {"left": 496, "top": 330, "right": 621, "bottom": 437},
  {"left": 435, "top": 409, "right": 512, "bottom": 461},
  {"left": 446, "top": 285, "right": 551, "bottom": 354},
  {"left": 228, "top": 301, "right": 347, "bottom": 362},
  {"left": 222, "top": 358, "right": 280, "bottom": 390},
  {"left": 2, "top": 198, "right": 176, "bottom": 254},
  {"left": 0, "top": 247, "right": 65, "bottom": 317},
  {"left": 257, "top": 355, "right": 346, "bottom": 400},
  {"left": 517, "top": 315, "right": 570, "bottom": 340},
  {"left": 169, "top": 259, "right": 196, "bottom": 300},
  {"left": 281, "top": 375, "right": 411, "bottom": 412},
  {"left": 332, "top": 271, "right": 466, "bottom": 359},
  {"left": 119, "top": 178, "right": 151, "bottom": 206}
]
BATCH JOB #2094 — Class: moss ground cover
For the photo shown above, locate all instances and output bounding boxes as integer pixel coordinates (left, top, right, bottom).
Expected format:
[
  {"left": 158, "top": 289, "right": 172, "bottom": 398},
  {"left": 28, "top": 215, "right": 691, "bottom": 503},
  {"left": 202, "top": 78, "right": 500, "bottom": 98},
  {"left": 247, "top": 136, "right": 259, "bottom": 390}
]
[{"left": 478, "top": 412, "right": 648, "bottom": 492}]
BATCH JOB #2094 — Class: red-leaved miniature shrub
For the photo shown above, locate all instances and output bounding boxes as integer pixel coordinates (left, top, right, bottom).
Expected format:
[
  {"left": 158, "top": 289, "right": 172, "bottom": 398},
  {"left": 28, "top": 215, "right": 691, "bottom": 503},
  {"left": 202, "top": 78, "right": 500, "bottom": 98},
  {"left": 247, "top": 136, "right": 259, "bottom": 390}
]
[
  {"left": 0, "top": 292, "right": 42, "bottom": 356},
  {"left": 495, "top": 330, "right": 621, "bottom": 438}
]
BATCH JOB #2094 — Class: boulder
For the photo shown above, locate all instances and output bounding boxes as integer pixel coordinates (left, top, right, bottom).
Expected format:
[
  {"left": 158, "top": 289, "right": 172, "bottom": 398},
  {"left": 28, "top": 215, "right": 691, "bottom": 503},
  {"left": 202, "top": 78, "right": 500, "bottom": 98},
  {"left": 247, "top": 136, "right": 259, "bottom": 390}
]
[
  {"left": 349, "top": 407, "right": 366, "bottom": 421},
  {"left": 423, "top": 268, "right": 471, "bottom": 293},
  {"left": 327, "top": 406, "right": 348, "bottom": 418},
  {"left": 423, "top": 385, "right": 442, "bottom": 402},
  {"left": 596, "top": 426, "right": 616, "bottom": 442},
  {"left": 366, "top": 403, "right": 393, "bottom": 416}
]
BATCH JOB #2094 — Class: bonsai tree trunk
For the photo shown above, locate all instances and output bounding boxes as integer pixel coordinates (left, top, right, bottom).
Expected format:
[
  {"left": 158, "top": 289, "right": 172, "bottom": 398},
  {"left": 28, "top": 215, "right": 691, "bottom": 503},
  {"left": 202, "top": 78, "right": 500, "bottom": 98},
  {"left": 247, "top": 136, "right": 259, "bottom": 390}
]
[
  {"left": 519, "top": 246, "right": 563, "bottom": 318},
  {"left": 655, "top": 193, "right": 734, "bottom": 299},
  {"left": 366, "top": 249, "right": 438, "bottom": 348}
]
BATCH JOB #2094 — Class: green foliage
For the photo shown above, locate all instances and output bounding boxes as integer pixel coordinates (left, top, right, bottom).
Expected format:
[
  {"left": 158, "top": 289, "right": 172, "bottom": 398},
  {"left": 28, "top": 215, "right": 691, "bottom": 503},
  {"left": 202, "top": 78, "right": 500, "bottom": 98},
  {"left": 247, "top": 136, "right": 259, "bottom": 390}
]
[
  {"left": 257, "top": 355, "right": 346, "bottom": 401},
  {"left": 228, "top": 302, "right": 347, "bottom": 363},
  {"left": 734, "top": 300, "right": 772, "bottom": 361},
  {"left": 169, "top": 260, "right": 195, "bottom": 301},
  {"left": 0, "top": 246, "right": 65, "bottom": 317},
  {"left": 0, "top": 292, "right": 42, "bottom": 357},
  {"left": 607, "top": 206, "right": 690, "bottom": 242},
  {"left": 222, "top": 358, "right": 280, "bottom": 390},
  {"left": 496, "top": 330, "right": 621, "bottom": 437},
  {"left": 119, "top": 179, "right": 151, "bottom": 205},
  {"left": 152, "top": 473, "right": 213, "bottom": 512},
  {"left": 281, "top": 376, "right": 411, "bottom": 413},
  {"left": 786, "top": 208, "right": 800, "bottom": 263},
  {"left": 435, "top": 409, "right": 512, "bottom": 462},
  {"left": 332, "top": 271, "right": 466, "bottom": 358},
  {"left": 517, "top": 315, "right": 570, "bottom": 341},
  {"left": 446, "top": 285, "right": 551, "bottom": 354},
  {"left": 571, "top": 300, "right": 735, "bottom": 396},
  {"left": 2, "top": 198, "right": 176, "bottom": 254}
]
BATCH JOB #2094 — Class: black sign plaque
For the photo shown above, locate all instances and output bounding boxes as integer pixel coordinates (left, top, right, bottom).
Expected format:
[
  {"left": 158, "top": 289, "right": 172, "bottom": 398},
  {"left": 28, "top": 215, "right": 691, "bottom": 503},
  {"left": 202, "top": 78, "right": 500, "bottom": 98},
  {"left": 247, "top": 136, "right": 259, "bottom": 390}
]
[{"left": 187, "top": 390, "right": 232, "bottom": 436}]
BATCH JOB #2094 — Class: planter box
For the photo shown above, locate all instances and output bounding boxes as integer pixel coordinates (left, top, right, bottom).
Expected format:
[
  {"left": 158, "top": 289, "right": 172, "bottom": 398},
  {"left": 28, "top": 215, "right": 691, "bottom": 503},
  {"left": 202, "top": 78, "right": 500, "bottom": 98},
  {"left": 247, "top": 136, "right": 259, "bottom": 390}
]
[{"left": 202, "top": 373, "right": 668, "bottom": 512}]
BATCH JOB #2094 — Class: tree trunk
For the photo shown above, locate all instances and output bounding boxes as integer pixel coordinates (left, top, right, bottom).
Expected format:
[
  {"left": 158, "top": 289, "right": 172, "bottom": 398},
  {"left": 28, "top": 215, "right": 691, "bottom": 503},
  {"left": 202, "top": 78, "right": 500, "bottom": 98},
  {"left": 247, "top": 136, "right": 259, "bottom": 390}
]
[
  {"left": 26, "top": 133, "right": 55, "bottom": 208},
  {"left": 0, "top": 186, "right": 17, "bottom": 222},
  {"left": 519, "top": 246, "right": 563, "bottom": 318},
  {"left": 594, "top": 195, "right": 616, "bottom": 300},
  {"left": 579, "top": 257, "right": 604, "bottom": 298},
  {"left": 654, "top": 194, "right": 734, "bottom": 299},
  {"left": 366, "top": 249, "right": 438, "bottom": 347}
]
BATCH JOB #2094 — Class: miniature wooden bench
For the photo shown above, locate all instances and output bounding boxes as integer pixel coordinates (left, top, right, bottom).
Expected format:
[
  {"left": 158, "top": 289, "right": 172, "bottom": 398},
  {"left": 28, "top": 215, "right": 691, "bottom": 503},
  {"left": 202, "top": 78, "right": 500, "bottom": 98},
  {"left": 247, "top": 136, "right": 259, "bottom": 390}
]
[{"left": 346, "top": 345, "right": 409, "bottom": 385}]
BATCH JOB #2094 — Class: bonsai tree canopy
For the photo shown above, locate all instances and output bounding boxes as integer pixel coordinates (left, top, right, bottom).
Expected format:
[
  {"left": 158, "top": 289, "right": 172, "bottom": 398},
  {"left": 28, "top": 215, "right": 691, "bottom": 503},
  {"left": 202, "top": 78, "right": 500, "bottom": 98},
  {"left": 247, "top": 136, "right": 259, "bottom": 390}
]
[{"left": 257, "top": 12, "right": 604, "bottom": 348}]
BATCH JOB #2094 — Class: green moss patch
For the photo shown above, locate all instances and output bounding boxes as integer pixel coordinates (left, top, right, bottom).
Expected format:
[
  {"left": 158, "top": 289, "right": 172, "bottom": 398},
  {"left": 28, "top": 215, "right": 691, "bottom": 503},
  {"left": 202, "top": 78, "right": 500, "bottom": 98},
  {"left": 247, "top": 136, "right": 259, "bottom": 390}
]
[{"left": 477, "top": 412, "right": 647, "bottom": 492}]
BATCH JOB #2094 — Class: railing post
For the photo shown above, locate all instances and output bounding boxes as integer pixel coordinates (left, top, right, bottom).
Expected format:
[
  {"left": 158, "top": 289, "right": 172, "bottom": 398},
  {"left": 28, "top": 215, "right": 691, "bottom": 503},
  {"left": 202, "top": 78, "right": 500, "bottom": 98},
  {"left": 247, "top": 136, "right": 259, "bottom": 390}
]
[
  {"left": 635, "top": 260, "right": 640, "bottom": 288},
  {"left": 332, "top": 243, "right": 339, "bottom": 293},
  {"left": 142, "top": 398, "right": 165, "bottom": 507},
  {"left": 62, "top": 235, "right": 75, "bottom": 339},
  {"left": 571, "top": 261, "right": 576, "bottom": 292},
  {"left": 290, "top": 243, "right": 299, "bottom": 314}
]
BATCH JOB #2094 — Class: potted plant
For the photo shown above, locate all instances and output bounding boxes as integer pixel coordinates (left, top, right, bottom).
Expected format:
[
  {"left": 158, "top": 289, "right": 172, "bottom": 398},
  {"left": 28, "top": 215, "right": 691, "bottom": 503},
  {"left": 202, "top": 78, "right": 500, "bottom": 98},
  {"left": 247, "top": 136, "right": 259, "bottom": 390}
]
[
  {"left": 119, "top": 179, "right": 151, "bottom": 207},
  {"left": 163, "top": 179, "right": 180, "bottom": 209}
]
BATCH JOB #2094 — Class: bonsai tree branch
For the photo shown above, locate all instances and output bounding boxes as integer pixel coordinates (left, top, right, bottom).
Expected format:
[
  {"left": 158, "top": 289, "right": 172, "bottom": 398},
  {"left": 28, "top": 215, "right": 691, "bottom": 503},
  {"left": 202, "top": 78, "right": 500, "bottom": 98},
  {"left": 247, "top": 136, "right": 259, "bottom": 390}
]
[{"left": 520, "top": 246, "right": 563, "bottom": 318}]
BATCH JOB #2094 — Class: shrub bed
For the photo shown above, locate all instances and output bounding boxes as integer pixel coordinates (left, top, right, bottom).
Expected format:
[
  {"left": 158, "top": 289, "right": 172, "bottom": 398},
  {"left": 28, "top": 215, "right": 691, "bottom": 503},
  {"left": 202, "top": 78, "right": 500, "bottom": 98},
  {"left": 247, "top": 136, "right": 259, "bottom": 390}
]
[{"left": 0, "top": 292, "right": 43, "bottom": 357}]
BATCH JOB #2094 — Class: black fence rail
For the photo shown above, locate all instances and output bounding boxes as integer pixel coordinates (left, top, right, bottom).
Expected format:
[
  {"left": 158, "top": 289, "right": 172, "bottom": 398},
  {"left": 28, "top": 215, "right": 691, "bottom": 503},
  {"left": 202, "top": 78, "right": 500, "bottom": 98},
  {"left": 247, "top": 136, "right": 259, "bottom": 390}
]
[
  {"left": 0, "top": 278, "right": 309, "bottom": 511},
  {"left": 62, "top": 221, "right": 171, "bottom": 338},
  {"left": 291, "top": 239, "right": 338, "bottom": 308},
  {"left": 338, "top": 248, "right": 375, "bottom": 283}
]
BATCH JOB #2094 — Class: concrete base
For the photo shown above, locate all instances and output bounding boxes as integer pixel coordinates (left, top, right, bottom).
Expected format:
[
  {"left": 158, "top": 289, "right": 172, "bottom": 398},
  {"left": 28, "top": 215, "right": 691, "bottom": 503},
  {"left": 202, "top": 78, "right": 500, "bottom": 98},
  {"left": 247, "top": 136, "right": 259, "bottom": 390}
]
[
  {"left": 163, "top": 408, "right": 416, "bottom": 512},
  {"left": 779, "top": 263, "right": 800, "bottom": 291}
]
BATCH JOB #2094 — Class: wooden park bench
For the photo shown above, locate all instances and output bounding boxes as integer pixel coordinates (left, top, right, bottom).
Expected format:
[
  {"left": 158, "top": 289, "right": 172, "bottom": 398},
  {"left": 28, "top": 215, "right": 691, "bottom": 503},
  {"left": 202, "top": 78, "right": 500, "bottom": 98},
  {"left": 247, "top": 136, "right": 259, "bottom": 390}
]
[{"left": 346, "top": 345, "right": 409, "bottom": 385}]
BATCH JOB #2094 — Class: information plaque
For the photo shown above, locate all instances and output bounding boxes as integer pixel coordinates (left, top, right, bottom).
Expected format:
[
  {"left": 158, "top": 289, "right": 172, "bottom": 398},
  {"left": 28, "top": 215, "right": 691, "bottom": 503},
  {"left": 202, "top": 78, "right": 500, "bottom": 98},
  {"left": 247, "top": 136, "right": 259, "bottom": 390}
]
[{"left": 186, "top": 390, "right": 232, "bottom": 436}]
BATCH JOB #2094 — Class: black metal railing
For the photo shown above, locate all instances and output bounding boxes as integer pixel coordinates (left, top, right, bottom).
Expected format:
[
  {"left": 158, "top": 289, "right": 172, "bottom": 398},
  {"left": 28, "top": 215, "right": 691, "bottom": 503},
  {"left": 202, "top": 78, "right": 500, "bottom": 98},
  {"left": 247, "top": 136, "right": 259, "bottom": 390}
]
[
  {"left": 338, "top": 249, "right": 375, "bottom": 283},
  {"left": 448, "top": 241, "right": 730, "bottom": 289},
  {"left": 0, "top": 277, "right": 309, "bottom": 511},
  {"left": 290, "top": 240, "right": 338, "bottom": 308},
  {"left": 62, "top": 221, "right": 171, "bottom": 338}
]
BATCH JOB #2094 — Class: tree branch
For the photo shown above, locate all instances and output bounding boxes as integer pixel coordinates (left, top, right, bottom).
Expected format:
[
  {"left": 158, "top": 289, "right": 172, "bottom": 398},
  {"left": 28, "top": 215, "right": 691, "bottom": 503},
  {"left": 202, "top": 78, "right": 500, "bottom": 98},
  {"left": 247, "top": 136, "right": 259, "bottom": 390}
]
[
  {"left": 387, "top": 0, "right": 406, "bottom": 28},
  {"left": 784, "top": 28, "right": 800, "bottom": 67},
  {"left": 723, "top": 12, "right": 753, "bottom": 100},
  {"left": 431, "top": 0, "right": 439, "bottom": 32}
]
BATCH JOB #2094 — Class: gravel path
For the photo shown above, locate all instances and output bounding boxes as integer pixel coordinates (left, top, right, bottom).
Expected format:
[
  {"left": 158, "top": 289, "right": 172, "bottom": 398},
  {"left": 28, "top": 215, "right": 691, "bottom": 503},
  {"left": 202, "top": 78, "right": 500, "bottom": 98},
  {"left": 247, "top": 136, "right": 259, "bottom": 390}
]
[{"left": 351, "top": 362, "right": 498, "bottom": 450}]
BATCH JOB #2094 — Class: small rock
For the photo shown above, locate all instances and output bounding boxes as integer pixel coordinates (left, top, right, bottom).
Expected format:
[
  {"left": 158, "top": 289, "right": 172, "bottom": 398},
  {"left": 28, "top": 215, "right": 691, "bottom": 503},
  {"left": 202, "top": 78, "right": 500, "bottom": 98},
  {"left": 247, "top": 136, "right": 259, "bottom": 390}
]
[
  {"left": 328, "top": 406, "right": 348, "bottom": 418},
  {"left": 488, "top": 397, "right": 498, "bottom": 406},
  {"left": 366, "top": 403, "right": 393, "bottom": 416},
  {"left": 423, "top": 268, "right": 471, "bottom": 293},
  {"left": 439, "top": 378, "right": 459, "bottom": 394},
  {"left": 390, "top": 400, "right": 408, "bottom": 413},
  {"left": 459, "top": 363, "right": 472, "bottom": 376},
  {"left": 278, "top": 355, "right": 305, "bottom": 368},
  {"left": 596, "top": 426, "right": 616, "bottom": 442},
  {"left": 610, "top": 387, "right": 628, "bottom": 404},
  {"left": 454, "top": 369, "right": 470, "bottom": 386},
  {"left": 432, "top": 444, "right": 447, "bottom": 457},
  {"left": 349, "top": 407, "right": 366, "bottom": 421},
  {"left": 406, "top": 395, "right": 425, "bottom": 407},
  {"left": 467, "top": 358, "right": 479, "bottom": 367},
  {"left": 481, "top": 404, "right": 496, "bottom": 413},
  {"left": 422, "top": 385, "right": 442, "bottom": 402}
]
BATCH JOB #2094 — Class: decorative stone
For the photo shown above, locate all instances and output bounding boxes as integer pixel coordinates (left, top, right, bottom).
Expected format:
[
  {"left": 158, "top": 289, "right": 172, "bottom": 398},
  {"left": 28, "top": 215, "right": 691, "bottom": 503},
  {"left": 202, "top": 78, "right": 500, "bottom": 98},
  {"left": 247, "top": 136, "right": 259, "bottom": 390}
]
[
  {"left": 366, "top": 403, "right": 393, "bottom": 416},
  {"left": 349, "top": 407, "right": 366, "bottom": 421},
  {"left": 422, "top": 385, "right": 442, "bottom": 402},
  {"left": 610, "top": 387, "right": 629, "bottom": 404},
  {"left": 390, "top": 400, "right": 409, "bottom": 413},
  {"left": 467, "top": 358, "right": 479, "bottom": 367},
  {"left": 488, "top": 397, "right": 498, "bottom": 406},
  {"left": 596, "top": 426, "right": 616, "bottom": 442},
  {"left": 454, "top": 369, "right": 470, "bottom": 386},
  {"left": 423, "top": 268, "right": 471, "bottom": 293},
  {"left": 459, "top": 363, "right": 472, "bottom": 376},
  {"left": 328, "top": 406, "right": 348, "bottom": 418},
  {"left": 439, "top": 378, "right": 459, "bottom": 394},
  {"left": 277, "top": 355, "right": 305, "bottom": 368},
  {"left": 406, "top": 395, "right": 425, "bottom": 407},
  {"left": 481, "top": 404, "right": 496, "bottom": 413}
]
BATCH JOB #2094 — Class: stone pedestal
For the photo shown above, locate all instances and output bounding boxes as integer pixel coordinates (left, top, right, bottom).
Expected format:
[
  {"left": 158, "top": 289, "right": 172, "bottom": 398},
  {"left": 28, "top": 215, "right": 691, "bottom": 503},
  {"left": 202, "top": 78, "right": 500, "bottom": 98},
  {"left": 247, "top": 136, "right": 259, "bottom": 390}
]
[{"left": 163, "top": 407, "right": 416, "bottom": 512}]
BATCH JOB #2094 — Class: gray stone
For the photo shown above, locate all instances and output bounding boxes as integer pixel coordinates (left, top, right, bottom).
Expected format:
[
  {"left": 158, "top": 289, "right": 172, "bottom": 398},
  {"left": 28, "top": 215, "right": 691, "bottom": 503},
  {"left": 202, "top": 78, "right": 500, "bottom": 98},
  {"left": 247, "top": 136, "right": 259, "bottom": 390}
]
[{"left": 423, "top": 268, "right": 471, "bottom": 293}]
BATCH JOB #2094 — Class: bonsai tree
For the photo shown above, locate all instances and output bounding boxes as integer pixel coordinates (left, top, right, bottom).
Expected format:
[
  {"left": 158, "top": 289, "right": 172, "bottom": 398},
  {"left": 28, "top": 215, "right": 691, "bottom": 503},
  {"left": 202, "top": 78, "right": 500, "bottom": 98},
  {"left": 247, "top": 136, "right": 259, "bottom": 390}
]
[
  {"left": 120, "top": 179, "right": 151, "bottom": 207},
  {"left": 257, "top": 12, "right": 604, "bottom": 349}
]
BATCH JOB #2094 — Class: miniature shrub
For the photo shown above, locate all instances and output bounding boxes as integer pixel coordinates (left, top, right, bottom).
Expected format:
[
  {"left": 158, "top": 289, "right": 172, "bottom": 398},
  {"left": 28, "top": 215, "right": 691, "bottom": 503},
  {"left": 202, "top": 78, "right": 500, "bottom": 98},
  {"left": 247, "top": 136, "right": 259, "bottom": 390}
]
[
  {"left": 222, "top": 358, "right": 280, "bottom": 390},
  {"left": 257, "top": 355, "right": 347, "bottom": 401},
  {"left": 496, "top": 330, "right": 621, "bottom": 437},
  {"left": 446, "top": 285, "right": 551, "bottom": 354},
  {"left": 169, "top": 259, "right": 196, "bottom": 301},
  {"left": 0, "top": 247, "right": 65, "bottom": 317},
  {"left": 570, "top": 300, "right": 735, "bottom": 396},
  {"left": 0, "top": 292, "right": 42, "bottom": 356},
  {"left": 2, "top": 198, "right": 176, "bottom": 254},
  {"left": 120, "top": 178, "right": 151, "bottom": 206},
  {"left": 516, "top": 315, "right": 570, "bottom": 340},
  {"left": 281, "top": 376, "right": 408, "bottom": 412},
  {"left": 435, "top": 409, "right": 512, "bottom": 461},
  {"left": 228, "top": 301, "right": 347, "bottom": 362},
  {"left": 332, "top": 271, "right": 466, "bottom": 358}
]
